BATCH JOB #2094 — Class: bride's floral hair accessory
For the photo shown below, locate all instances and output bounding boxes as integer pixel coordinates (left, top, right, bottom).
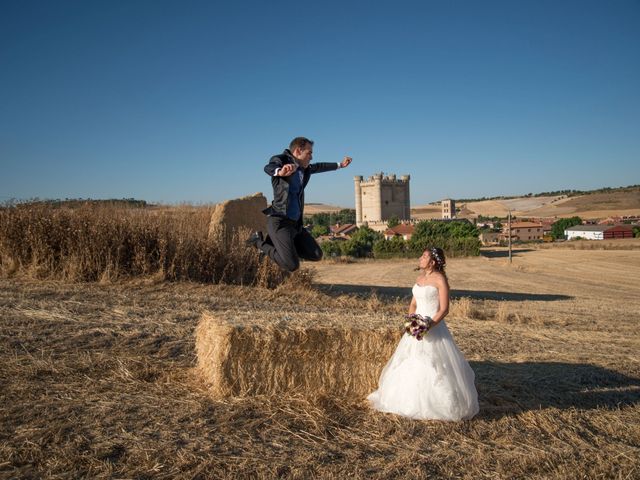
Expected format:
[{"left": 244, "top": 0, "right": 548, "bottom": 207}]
[{"left": 428, "top": 247, "right": 446, "bottom": 271}]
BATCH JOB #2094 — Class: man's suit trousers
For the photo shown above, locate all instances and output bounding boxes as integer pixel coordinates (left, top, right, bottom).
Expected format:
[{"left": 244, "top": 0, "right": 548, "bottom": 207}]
[{"left": 259, "top": 216, "right": 323, "bottom": 272}]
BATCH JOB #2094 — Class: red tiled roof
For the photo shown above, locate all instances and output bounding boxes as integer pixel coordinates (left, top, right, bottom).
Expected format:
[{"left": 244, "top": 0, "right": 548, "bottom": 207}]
[
  {"left": 330, "top": 223, "right": 357, "bottom": 235},
  {"left": 385, "top": 223, "right": 415, "bottom": 235},
  {"left": 508, "top": 222, "right": 543, "bottom": 229}
]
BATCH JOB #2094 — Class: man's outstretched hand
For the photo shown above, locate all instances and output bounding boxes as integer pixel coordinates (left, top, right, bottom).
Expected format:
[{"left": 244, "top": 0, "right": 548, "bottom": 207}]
[
  {"left": 277, "top": 164, "right": 297, "bottom": 176},
  {"left": 340, "top": 156, "right": 352, "bottom": 168}
]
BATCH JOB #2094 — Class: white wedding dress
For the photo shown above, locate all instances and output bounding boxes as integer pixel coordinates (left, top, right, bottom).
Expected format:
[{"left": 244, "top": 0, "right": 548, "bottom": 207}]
[{"left": 367, "top": 284, "right": 479, "bottom": 421}]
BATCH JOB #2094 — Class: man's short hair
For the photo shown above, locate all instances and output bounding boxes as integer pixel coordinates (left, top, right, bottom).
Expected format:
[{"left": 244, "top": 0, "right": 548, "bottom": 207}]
[{"left": 289, "top": 137, "right": 314, "bottom": 152}]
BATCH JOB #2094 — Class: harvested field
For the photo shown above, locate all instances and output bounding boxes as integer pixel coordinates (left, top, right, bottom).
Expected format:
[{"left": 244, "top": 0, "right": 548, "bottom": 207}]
[
  {"left": 463, "top": 196, "right": 565, "bottom": 217},
  {"left": 411, "top": 205, "right": 442, "bottom": 220},
  {"left": 1, "top": 246, "right": 640, "bottom": 478}
]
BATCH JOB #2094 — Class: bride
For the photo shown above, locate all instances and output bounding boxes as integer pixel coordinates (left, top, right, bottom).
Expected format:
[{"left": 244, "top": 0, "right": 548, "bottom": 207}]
[{"left": 367, "top": 247, "right": 479, "bottom": 421}]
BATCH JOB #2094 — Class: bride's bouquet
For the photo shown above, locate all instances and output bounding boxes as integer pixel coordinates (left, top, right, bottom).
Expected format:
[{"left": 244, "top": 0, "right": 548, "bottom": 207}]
[{"left": 404, "top": 313, "right": 434, "bottom": 340}]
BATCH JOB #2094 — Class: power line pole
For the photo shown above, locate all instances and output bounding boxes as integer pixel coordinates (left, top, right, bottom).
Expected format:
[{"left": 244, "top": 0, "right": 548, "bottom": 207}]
[{"left": 508, "top": 209, "right": 512, "bottom": 264}]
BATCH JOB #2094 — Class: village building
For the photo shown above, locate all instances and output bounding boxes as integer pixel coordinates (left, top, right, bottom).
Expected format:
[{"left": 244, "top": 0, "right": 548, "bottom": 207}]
[
  {"left": 316, "top": 234, "right": 348, "bottom": 244},
  {"left": 330, "top": 223, "right": 358, "bottom": 237},
  {"left": 565, "top": 224, "right": 634, "bottom": 240},
  {"left": 384, "top": 223, "right": 415, "bottom": 241},
  {"left": 501, "top": 222, "right": 544, "bottom": 242}
]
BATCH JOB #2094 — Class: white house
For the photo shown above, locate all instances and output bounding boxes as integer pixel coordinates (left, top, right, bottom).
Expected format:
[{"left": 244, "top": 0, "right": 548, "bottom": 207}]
[
  {"left": 565, "top": 224, "right": 634, "bottom": 240},
  {"left": 565, "top": 225, "right": 605, "bottom": 240}
]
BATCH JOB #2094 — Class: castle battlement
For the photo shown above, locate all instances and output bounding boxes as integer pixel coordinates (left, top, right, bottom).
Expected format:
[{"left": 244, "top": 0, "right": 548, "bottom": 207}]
[{"left": 355, "top": 173, "right": 410, "bottom": 186}]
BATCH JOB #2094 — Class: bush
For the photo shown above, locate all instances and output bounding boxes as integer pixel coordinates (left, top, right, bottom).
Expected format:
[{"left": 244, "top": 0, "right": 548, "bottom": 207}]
[
  {"left": 320, "top": 239, "right": 344, "bottom": 258},
  {"left": 373, "top": 236, "right": 412, "bottom": 258}
]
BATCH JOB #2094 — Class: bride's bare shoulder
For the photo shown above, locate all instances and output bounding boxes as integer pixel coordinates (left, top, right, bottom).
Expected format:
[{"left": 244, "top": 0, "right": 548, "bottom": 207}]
[{"left": 432, "top": 271, "right": 448, "bottom": 285}]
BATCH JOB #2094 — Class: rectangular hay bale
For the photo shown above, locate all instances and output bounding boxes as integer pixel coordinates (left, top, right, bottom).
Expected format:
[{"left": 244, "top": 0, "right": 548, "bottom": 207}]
[{"left": 195, "top": 311, "right": 401, "bottom": 399}]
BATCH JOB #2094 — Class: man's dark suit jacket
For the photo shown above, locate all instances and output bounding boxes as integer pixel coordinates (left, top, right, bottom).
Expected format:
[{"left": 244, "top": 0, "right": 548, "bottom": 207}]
[{"left": 262, "top": 149, "right": 338, "bottom": 219}]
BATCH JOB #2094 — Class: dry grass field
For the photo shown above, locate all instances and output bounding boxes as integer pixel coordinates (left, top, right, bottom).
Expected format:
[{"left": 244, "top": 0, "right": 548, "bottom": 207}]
[
  {"left": 527, "top": 190, "right": 640, "bottom": 218},
  {"left": 2, "top": 246, "right": 640, "bottom": 479},
  {"left": 411, "top": 205, "right": 443, "bottom": 220}
]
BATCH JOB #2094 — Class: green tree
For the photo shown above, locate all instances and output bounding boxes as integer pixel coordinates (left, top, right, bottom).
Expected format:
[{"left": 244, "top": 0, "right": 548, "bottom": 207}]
[
  {"left": 341, "top": 226, "right": 383, "bottom": 258},
  {"left": 311, "top": 224, "right": 329, "bottom": 238},
  {"left": 304, "top": 209, "right": 356, "bottom": 231},
  {"left": 551, "top": 217, "right": 582, "bottom": 239},
  {"left": 387, "top": 215, "right": 400, "bottom": 228},
  {"left": 304, "top": 212, "right": 330, "bottom": 229},
  {"left": 633, "top": 226, "right": 640, "bottom": 238},
  {"left": 335, "top": 209, "right": 356, "bottom": 224},
  {"left": 408, "top": 220, "right": 481, "bottom": 257}
]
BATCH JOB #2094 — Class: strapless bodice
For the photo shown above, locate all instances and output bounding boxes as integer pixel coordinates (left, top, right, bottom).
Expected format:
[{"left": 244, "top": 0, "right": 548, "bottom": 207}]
[{"left": 412, "top": 284, "right": 440, "bottom": 319}]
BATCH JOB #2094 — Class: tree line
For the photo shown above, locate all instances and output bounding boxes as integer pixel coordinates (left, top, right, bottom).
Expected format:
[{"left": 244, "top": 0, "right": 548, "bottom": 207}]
[{"left": 320, "top": 220, "right": 481, "bottom": 259}]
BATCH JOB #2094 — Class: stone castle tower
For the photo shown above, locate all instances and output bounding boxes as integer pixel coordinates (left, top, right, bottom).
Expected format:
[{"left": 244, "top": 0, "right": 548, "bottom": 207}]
[{"left": 354, "top": 173, "right": 410, "bottom": 227}]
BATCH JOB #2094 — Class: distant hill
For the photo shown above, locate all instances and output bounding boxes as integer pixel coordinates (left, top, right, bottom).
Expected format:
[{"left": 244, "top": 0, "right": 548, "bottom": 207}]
[
  {"left": 309, "top": 186, "right": 640, "bottom": 221},
  {"left": 453, "top": 185, "right": 640, "bottom": 203},
  {"left": 304, "top": 203, "right": 346, "bottom": 214},
  {"left": 413, "top": 185, "right": 640, "bottom": 220}
]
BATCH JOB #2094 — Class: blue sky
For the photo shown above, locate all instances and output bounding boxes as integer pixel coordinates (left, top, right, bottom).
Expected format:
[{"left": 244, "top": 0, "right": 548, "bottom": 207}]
[{"left": 1, "top": 0, "right": 639, "bottom": 207}]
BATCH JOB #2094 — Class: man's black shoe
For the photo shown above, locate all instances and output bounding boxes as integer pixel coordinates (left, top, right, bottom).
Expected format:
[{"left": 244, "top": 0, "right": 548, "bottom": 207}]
[{"left": 245, "top": 231, "right": 263, "bottom": 248}]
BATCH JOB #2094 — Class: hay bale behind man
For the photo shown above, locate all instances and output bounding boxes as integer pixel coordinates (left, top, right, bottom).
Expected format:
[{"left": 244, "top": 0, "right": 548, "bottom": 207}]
[{"left": 208, "top": 192, "right": 268, "bottom": 240}]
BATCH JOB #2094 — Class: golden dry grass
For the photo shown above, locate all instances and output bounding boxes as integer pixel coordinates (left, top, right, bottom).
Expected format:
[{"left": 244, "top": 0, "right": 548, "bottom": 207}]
[
  {"left": 0, "top": 202, "right": 288, "bottom": 287},
  {"left": 1, "top": 246, "right": 640, "bottom": 478},
  {"left": 527, "top": 189, "right": 640, "bottom": 218}
]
